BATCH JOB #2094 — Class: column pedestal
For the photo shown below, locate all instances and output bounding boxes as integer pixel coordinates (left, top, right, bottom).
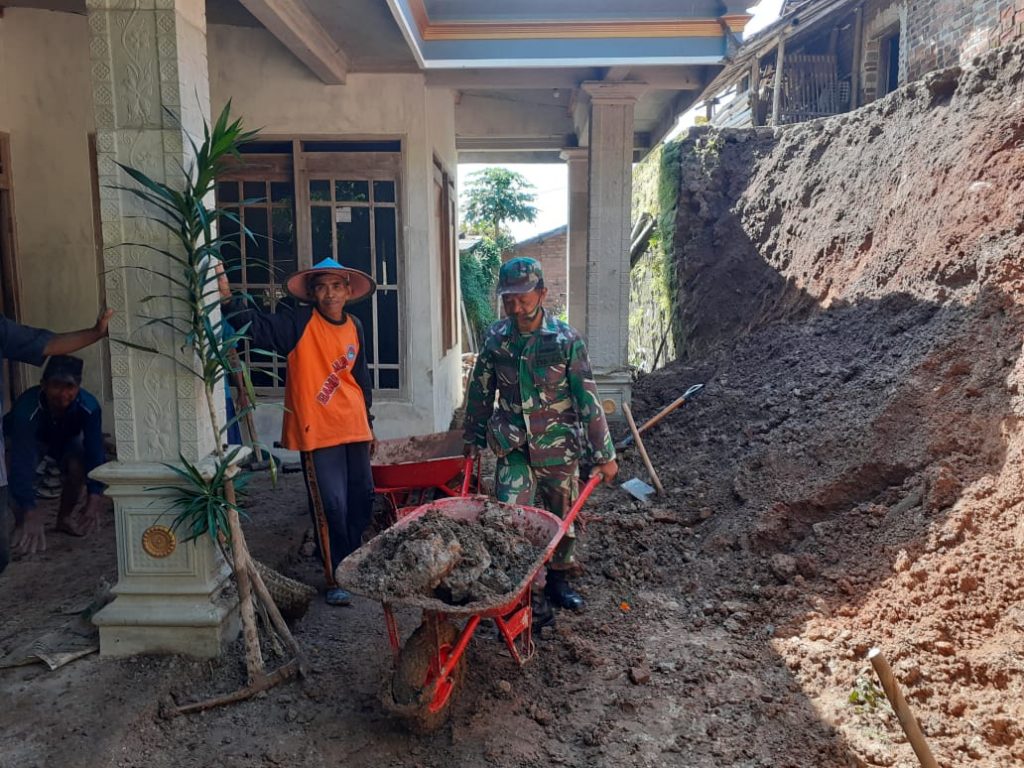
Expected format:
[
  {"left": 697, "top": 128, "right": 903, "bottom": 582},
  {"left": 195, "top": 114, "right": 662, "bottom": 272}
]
[{"left": 91, "top": 459, "right": 241, "bottom": 657}]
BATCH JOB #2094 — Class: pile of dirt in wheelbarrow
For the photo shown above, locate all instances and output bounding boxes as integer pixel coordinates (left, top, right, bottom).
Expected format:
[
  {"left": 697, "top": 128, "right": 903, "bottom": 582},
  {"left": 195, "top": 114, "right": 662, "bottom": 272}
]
[{"left": 347, "top": 504, "right": 544, "bottom": 605}]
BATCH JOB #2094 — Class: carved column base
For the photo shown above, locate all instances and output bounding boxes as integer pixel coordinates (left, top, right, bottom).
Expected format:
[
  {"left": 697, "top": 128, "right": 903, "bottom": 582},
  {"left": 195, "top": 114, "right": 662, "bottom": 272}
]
[
  {"left": 90, "top": 459, "right": 242, "bottom": 657},
  {"left": 594, "top": 369, "right": 632, "bottom": 424}
]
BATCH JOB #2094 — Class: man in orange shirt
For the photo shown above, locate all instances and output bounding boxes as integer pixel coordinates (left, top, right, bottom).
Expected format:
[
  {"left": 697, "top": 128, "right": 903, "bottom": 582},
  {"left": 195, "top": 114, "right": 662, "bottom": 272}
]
[{"left": 218, "top": 258, "right": 375, "bottom": 606}]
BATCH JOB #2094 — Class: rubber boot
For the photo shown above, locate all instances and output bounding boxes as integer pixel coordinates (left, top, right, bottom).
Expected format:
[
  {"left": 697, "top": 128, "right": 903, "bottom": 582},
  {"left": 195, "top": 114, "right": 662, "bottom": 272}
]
[
  {"left": 532, "top": 589, "right": 556, "bottom": 633},
  {"left": 545, "top": 569, "right": 585, "bottom": 612}
]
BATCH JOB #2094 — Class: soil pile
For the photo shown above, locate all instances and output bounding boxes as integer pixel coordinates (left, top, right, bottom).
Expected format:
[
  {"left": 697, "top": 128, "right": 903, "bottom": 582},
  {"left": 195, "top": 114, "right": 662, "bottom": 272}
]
[
  {"left": 588, "top": 39, "right": 1024, "bottom": 766},
  {"left": 670, "top": 44, "right": 1024, "bottom": 360},
  {"left": 346, "top": 505, "right": 544, "bottom": 605}
]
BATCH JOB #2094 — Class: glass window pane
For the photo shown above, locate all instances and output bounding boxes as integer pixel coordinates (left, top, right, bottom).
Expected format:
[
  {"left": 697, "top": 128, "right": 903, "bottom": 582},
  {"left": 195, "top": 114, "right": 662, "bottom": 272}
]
[
  {"left": 347, "top": 300, "right": 373, "bottom": 364},
  {"left": 244, "top": 207, "right": 269, "bottom": 284},
  {"left": 377, "top": 288, "right": 399, "bottom": 365},
  {"left": 243, "top": 181, "right": 265, "bottom": 201},
  {"left": 270, "top": 206, "right": 296, "bottom": 278},
  {"left": 336, "top": 207, "right": 371, "bottom": 275},
  {"left": 373, "top": 180, "right": 395, "bottom": 203},
  {"left": 310, "top": 205, "right": 333, "bottom": 262},
  {"left": 374, "top": 207, "right": 397, "bottom": 286},
  {"left": 309, "top": 179, "right": 331, "bottom": 202},
  {"left": 270, "top": 181, "right": 293, "bottom": 204},
  {"left": 219, "top": 208, "right": 241, "bottom": 278},
  {"left": 378, "top": 368, "right": 399, "bottom": 390},
  {"left": 217, "top": 181, "right": 239, "bottom": 203},
  {"left": 335, "top": 180, "right": 369, "bottom": 202}
]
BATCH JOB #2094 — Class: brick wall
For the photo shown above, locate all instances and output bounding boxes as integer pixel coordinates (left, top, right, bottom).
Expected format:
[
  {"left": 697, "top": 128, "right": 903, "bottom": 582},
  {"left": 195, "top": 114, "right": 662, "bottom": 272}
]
[
  {"left": 856, "top": 0, "right": 1024, "bottom": 106},
  {"left": 508, "top": 226, "right": 568, "bottom": 315},
  {"left": 905, "top": 0, "right": 1024, "bottom": 82}
]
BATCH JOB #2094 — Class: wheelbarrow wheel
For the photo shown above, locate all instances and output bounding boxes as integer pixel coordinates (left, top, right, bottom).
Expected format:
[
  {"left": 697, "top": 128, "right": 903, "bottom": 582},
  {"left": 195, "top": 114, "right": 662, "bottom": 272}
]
[{"left": 389, "top": 619, "right": 465, "bottom": 734}]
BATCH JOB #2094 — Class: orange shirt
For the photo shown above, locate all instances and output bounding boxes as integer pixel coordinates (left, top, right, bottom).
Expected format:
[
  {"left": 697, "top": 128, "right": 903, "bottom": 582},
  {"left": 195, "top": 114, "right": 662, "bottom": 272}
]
[{"left": 281, "top": 311, "right": 372, "bottom": 451}]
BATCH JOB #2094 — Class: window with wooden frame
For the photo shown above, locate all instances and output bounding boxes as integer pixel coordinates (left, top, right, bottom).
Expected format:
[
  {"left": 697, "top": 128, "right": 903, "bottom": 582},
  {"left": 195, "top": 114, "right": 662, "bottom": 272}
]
[
  {"left": 216, "top": 150, "right": 297, "bottom": 393},
  {"left": 216, "top": 140, "right": 403, "bottom": 396},
  {"left": 433, "top": 157, "right": 458, "bottom": 353}
]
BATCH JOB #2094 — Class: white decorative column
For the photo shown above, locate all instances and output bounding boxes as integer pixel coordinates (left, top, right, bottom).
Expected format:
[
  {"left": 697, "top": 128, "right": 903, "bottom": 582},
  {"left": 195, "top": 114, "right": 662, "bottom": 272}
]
[
  {"left": 86, "top": 0, "right": 236, "bottom": 656},
  {"left": 581, "top": 82, "right": 646, "bottom": 420},
  {"left": 560, "top": 148, "right": 589, "bottom": 335}
]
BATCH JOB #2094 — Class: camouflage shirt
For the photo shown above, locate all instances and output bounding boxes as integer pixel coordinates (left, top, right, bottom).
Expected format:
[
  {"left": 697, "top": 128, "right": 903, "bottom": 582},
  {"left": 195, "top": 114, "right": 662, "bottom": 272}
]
[{"left": 463, "top": 311, "right": 616, "bottom": 467}]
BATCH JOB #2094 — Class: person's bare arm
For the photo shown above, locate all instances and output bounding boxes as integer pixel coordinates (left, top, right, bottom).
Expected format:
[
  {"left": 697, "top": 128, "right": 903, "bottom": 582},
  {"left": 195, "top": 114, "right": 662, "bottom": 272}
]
[{"left": 42, "top": 309, "right": 113, "bottom": 356}]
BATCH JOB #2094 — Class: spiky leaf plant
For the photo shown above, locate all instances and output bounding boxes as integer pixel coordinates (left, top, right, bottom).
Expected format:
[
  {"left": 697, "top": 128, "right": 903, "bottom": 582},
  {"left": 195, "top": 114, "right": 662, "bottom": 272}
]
[{"left": 112, "top": 103, "right": 299, "bottom": 697}]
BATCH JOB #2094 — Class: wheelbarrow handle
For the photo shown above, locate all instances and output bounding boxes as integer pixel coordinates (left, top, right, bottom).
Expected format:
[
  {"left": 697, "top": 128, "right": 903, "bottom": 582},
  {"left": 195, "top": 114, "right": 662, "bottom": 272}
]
[
  {"left": 557, "top": 472, "right": 603, "bottom": 539},
  {"left": 460, "top": 456, "right": 475, "bottom": 497}
]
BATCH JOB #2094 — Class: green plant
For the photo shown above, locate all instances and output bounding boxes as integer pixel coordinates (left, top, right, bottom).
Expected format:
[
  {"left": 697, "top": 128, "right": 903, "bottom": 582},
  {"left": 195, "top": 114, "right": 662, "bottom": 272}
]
[
  {"left": 113, "top": 102, "right": 300, "bottom": 709},
  {"left": 849, "top": 676, "right": 886, "bottom": 708},
  {"left": 459, "top": 237, "right": 503, "bottom": 344}
]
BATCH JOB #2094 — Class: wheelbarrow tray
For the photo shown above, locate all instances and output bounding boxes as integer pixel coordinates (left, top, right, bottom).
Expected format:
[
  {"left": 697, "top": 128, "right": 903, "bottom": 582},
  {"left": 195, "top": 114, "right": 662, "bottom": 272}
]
[
  {"left": 336, "top": 495, "right": 563, "bottom": 619},
  {"left": 371, "top": 430, "right": 465, "bottom": 490}
]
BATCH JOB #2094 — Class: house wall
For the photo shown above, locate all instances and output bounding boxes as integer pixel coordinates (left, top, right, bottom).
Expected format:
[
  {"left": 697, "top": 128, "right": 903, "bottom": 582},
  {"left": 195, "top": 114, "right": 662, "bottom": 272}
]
[
  {"left": 0, "top": 9, "right": 110, "bottom": 421},
  {"left": 905, "top": 0, "right": 1024, "bottom": 80},
  {"left": 208, "top": 24, "right": 461, "bottom": 439},
  {"left": 508, "top": 228, "right": 568, "bottom": 317},
  {"left": 425, "top": 86, "right": 462, "bottom": 426},
  {"left": 861, "top": 0, "right": 1024, "bottom": 106}
]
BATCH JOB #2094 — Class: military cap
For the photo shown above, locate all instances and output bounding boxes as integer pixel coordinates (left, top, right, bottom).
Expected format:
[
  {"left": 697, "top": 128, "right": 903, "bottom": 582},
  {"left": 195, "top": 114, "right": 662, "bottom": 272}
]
[{"left": 497, "top": 257, "right": 545, "bottom": 295}]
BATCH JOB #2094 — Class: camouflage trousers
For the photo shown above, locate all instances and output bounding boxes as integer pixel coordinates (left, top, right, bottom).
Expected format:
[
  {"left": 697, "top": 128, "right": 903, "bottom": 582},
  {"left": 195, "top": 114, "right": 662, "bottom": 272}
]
[{"left": 494, "top": 449, "right": 578, "bottom": 570}]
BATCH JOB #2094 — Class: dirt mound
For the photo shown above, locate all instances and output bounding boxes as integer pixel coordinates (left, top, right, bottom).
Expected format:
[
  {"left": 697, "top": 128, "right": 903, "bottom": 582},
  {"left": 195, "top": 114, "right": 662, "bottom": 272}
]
[
  {"left": 669, "top": 43, "right": 1024, "bottom": 360},
  {"left": 595, "top": 40, "right": 1024, "bottom": 767},
  {"left": 346, "top": 505, "right": 544, "bottom": 605}
]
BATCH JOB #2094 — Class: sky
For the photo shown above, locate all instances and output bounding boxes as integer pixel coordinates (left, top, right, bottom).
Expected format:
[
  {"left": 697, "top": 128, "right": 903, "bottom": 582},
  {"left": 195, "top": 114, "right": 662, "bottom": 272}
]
[{"left": 457, "top": 1, "right": 784, "bottom": 243}]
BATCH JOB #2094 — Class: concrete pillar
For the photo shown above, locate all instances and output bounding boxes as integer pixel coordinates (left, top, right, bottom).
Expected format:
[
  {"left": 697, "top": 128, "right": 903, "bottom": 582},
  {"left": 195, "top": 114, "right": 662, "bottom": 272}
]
[
  {"left": 580, "top": 81, "right": 646, "bottom": 419},
  {"left": 86, "top": 0, "right": 236, "bottom": 656},
  {"left": 560, "top": 148, "right": 589, "bottom": 334}
]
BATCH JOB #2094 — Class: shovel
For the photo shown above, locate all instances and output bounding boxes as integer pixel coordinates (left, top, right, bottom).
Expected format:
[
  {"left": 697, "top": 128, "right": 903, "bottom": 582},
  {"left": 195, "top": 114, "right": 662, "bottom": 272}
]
[{"left": 616, "top": 383, "right": 704, "bottom": 451}]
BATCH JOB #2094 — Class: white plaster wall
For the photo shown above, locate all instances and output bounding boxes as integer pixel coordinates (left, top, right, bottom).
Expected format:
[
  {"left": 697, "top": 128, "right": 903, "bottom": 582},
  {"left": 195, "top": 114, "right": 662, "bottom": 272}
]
[
  {"left": 0, "top": 9, "right": 110, "bottom": 420},
  {"left": 425, "top": 86, "right": 462, "bottom": 428},
  {"left": 208, "top": 24, "right": 461, "bottom": 439}
]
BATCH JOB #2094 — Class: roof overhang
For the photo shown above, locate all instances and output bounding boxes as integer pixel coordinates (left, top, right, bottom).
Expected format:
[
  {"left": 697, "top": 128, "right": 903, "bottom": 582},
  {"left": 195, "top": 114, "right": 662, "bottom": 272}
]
[{"left": 386, "top": 0, "right": 746, "bottom": 69}]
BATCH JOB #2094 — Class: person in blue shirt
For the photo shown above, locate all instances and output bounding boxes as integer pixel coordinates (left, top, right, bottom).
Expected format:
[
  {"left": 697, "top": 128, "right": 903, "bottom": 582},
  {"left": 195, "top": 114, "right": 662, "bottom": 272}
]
[
  {"left": 5, "top": 354, "right": 106, "bottom": 550},
  {"left": 0, "top": 308, "right": 112, "bottom": 573}
]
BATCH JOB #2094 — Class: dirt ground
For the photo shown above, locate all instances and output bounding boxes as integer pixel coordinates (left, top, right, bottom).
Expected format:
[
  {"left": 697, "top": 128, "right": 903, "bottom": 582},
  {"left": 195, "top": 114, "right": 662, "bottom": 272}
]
[{"left": 4, "top": 41, "right": 1024, "bottom": 768}]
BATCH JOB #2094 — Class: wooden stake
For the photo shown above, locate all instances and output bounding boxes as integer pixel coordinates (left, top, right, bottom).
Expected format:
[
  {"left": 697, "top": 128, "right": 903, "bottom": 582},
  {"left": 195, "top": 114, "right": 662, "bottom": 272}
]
[
  {"left": 867, "top": 648, "right": 939, "bottom": 768},
  {"left": 622, "top": 402, "right": 664, "bottom": 496},
  {"left": 247, "top": 556, "right": 304, "bottom": 667},
  {"left": 224, "top": 480, "right": 264, "bottom": 683},
  {"left": 162, "top": 658, "right": 300, "bottom": 718}
]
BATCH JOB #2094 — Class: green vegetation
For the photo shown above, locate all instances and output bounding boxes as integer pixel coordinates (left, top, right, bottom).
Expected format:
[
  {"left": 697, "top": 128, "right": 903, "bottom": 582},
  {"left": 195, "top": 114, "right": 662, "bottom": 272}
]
[{"left": 459, "top": 168, "right": 538, "bottom": 345}]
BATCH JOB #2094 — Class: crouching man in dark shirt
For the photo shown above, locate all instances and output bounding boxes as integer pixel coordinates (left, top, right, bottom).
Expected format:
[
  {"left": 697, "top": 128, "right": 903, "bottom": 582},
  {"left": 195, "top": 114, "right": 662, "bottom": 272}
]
[{"left": 5, "top": 355, "right": 106, "bottom": 550}]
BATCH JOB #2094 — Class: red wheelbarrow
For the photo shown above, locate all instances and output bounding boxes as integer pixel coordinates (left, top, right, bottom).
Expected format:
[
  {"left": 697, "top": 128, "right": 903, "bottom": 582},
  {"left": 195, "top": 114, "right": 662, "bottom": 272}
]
[
  {"left": 336, "top": 459, "right": 602, "bottom": 733},
  {"left": 371, "top": 431, "right": 476, "bottom": 521}
]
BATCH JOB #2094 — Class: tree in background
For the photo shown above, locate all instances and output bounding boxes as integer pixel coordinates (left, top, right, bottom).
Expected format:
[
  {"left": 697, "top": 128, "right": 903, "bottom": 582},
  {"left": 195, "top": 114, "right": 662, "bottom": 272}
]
[
  {"left": 462, "top": 168, "right": 537, "bottom": 241},
  {"left": 459, "top": 168, "right": 538, "bottom": 344}
]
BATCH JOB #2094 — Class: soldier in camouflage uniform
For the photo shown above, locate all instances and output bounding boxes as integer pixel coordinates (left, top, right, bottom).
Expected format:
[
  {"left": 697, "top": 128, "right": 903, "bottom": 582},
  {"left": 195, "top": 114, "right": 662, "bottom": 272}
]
[{"left": 463, "top": 257, "right": 618, "bottom": 616}]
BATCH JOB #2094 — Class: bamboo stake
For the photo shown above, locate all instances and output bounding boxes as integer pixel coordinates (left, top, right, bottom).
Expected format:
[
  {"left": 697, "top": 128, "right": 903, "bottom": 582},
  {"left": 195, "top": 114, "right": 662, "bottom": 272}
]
[
  {"left": 622, "top": 402, "right": 664, "bottom": 496},
  {"left": 247, "top": 556, "right": 304, "bottom": 664},
  {"left": 162, "top": 659, "right": 300, "bottom": 718},
  {"left": 867, "top": 648, "right": 939, "bottom": 768},
  {"left": 223, "top": 472, "right": 264, "bottom": 683}
]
